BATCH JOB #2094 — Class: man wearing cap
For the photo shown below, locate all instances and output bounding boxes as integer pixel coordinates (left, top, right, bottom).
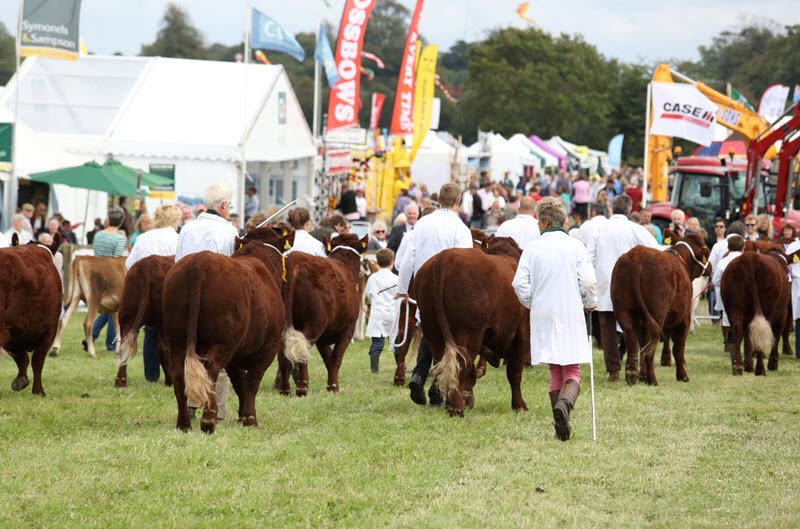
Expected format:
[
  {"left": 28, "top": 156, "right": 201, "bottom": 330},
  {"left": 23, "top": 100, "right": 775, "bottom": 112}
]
[{"left": 20, "top": 203, "right": 35, "bottom": 235}]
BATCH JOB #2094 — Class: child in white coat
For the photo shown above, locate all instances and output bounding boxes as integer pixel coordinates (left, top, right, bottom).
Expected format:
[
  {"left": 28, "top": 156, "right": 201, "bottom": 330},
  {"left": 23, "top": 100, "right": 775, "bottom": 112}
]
[{"left": 365, "top": 249, "right": 399, "bottom": 373}]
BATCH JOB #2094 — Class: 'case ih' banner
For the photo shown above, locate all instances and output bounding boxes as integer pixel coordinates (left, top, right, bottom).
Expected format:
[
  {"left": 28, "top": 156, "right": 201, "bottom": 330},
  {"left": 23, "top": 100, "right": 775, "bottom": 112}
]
[
  {"left": 326, "top": 0, "right": 377, "bottom": 132},
  {"left": 650, "top": 82, "right": 719, "bottom": 147},
  {"left": 390, "top": 0, "right": 425, "bottom": 135}
]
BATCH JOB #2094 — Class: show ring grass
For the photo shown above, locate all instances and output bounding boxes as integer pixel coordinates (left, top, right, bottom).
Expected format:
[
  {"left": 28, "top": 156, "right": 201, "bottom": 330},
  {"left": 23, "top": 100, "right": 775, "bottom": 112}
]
[{"left": 1, "top": 318, "right": 799, "bottom": 528}]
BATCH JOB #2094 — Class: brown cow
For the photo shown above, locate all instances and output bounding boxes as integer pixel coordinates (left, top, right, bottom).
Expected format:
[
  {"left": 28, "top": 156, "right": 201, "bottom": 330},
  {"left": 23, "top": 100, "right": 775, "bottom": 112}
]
[
  {"left": 611, "top": 233, "right": 711, "bottom": 386},
  {"left": 277, "top": 234, "right": 369, "bottom": 396},
  {"left": 51, "top": 255, "right": 127, "bottom": 358},
  {"left": 115, "top": 255, "right": 174, "bottom": 388},
  {"left": 722, "top": 243, "right": 797, "bottom": 376},
  {"left": 162, "top": 227, "right": 294, "bottom": 433},
  {"left": 414, "top": 236, "right": 529, "bottom": 417},
  {"left": 0, "top": 234, "right": 62, "bottom": 396}
]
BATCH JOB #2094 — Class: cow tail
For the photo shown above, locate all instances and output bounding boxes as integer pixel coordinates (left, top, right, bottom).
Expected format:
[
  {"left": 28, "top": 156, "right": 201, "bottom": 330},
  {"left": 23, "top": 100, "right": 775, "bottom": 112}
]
[
  {"left": 118, "top": 268, "right": 149, "bottom": 367},
  {"left": 430, "top": 262, "right": 466, "bottom": 400},
  {"left": 747, "top": 266, "right": 774, "bottom": 355},
  {"left": 282, "top": 259, "right": 310, "bottom": 367},
  {"left": 633, "top": 264, "right": 664, "bottom": 358},
  {"left": 183, "top": 262, "right": 214, "bottom": 408}
]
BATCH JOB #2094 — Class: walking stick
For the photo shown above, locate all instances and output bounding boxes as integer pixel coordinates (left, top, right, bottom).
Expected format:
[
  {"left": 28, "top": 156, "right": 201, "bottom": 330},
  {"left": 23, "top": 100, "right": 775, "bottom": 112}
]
[{"left": 587, "top": 311, "right": 597, "bottom": 442}]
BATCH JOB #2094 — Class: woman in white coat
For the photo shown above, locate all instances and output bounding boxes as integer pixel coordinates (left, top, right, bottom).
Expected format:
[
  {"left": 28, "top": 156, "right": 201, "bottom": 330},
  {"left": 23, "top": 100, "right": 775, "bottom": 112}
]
[
  {"left": 786, "top": 238, "right": 800, "bottom": 360},
  {"left": 711, "top": 234, "right": 744, "bottom": 353},
  {"left": 364, "top": 249, "right": 399, "bottom": 373},
  {"left": 512, "top": 197, "right": 597, "bottom": 441}
]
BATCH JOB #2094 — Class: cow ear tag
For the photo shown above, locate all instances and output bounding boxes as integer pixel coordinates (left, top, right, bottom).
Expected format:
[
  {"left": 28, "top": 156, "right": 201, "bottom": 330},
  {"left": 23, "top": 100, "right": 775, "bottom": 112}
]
[
  {"left": 794, "top": 254, "right": 799, "bottom": 263},
  {"left": 702, "top": 256, "right": 708, "bottom": 264},
  {"left": 282, "top": 228, "right": 287, "bottom": 236},
  {"left": 327, "top": 242, "right": 332, "bottom": 252},
  {"left": 362, "top": 241, "right": 367, "bottom": 249},
  {"left": 284, "top": 240, "right": 291, "bottom": 250},
  {"left": 664, "top": 237, "right": 672, "bottom": 245}
]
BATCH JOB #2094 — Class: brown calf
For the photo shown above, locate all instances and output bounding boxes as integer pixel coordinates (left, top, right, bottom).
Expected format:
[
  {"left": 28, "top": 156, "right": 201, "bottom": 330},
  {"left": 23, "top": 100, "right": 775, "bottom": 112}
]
[
  {"left": 162, "top": 227, "right": 293, "bottom": 433},
  {"left": 0, "top": 235, "right": 62, "bottom": 396},
  {"left": 277, "top": 234, "right": 369, "bottom": 396},
  {"left": 414, "top": 236, "right": 529, "bottom": 417},
  {"left": 115, "top": 255, "right": 174, "bottom": 388},
  {"left": 51, "top": 255, "right": 127, "bottom": 357},
  {"left": 611, "top": 233, "right": 711, "bottom": 386}
]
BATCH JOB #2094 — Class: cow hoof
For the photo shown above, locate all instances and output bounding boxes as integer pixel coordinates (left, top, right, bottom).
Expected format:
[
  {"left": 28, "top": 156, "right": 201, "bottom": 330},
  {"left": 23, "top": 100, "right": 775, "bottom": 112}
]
[
  {"left": 513, "top": 403, "right": 528, "bottom": 412},
  {"left": 295, "top": 389, "right": 308, "bottom": 398},
  {"left": 677, "top": 376, "right": 689, "bottom": 383},
  {"left": 11, "top": 376, "right": 29, "bottom": 392},
  {"left": 447, "top": 407, "right": 465, "bottom": 418},
  {"left": 744, "top": 364, "right": 754, "bottom": 373},
  {"left": 731, "top": 365, "right": 743, "bottom": 376},
  {"left": 242, "top": 415, "right": 258, "bottom": 427},
  {"left": 200, "top": 419, "right": 216, "bottom": 434},
  {"left": 177, "top": 424, "right": 191, "bottom": 432},
  {"left": 660, "top": 358, "right": 671, "bottom": 367},
  {"left": 114, "top": 377, "right": 127, "bottom": 388},
  {"left": 646, "top": 379, "right": 659, "bottom": 386},
  {"left": 755, "top": 368, "right": 766, "bottom": 376},
  {"left": 393, "top": 379, "right": 405, "bottom": 387},
  {"left": 49, "top": 349, "right": 58, "bottom": 358},
  {"left": 278, "top": 389, "right": 290, "bottom": 396},
  {"left": 625, "top": 371, "right": 638, "bottom": 386},
  {"left": 327, "top": 384, "right": 340, "bottom": 393},
  {"left": 767, "top": 361, "right": 778, "bottom": 371},
  {"left": 464, "top": 392, "right": 475, "bottom": 409},
  {"left": 32, "top": 388, "right": 45, "bottom": 397}
]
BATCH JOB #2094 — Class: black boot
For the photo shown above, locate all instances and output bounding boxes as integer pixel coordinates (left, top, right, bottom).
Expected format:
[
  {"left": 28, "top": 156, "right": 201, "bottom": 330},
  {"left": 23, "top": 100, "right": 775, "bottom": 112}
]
[
  {"left": 408, "top": 373, "right": 426, "bottom": 405},
  {"left": 553, "top": 380, "right": 580, "bottom": 441},
  {"left": 370, "top": 354, "right": 379, "bottom": 374}
]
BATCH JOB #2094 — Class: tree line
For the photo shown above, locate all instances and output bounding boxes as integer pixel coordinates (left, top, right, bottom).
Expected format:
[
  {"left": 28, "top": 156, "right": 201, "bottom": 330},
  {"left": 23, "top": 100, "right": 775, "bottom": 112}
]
[{"left": 1, "top": 4, "right": 799, "bottom": 165}]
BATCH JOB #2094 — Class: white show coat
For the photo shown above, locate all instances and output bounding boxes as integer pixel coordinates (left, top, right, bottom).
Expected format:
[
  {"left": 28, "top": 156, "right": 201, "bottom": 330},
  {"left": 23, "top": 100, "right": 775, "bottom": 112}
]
[
  {"left": 0, "top": 231, "right": 8, "bottom": 248},
  {"left": 365, "top": 268, "right": 399, "bottom": 338},
  {"left": 712, "top": 251, "right": 742, "bottom": 326},
  {"left": 786, "top": 240, "right": 800, "bottom": 320},
  {"left": 286, "top": 229, "right": 326, "bottom": 257},
  {"left": 5, "top": 228, "right": 31, "bottom": 245},
  {"left": 512, "top": 230, "right": 597, "bottom": 365},
  {"left": 395, "top": 230, "right": 414, "bottom": 272},
  {"left": 175, "top": 212, "right": 238, "bottom": 261},
  {"left": 709, "top": 238, "right": 730, "bottom": 271},
  {"left": 397, "top": 209, "right": 472, "bottom": 295},
  {"left": 126, "top": 227, "right": 179, "bottom": 270},
  {"left": 495, "top": 214, "right": 541, "bottom": 249},
  {"left": 588, "top": 214, "right": 659, "bottom": 311},
  {"left": 576, "top": 214, "right": 607, "bottom": 247}
]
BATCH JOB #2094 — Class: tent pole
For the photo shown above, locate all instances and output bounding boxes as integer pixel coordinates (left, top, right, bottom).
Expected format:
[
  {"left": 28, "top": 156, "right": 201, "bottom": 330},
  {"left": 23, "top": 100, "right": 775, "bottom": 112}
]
[
  {"left": 239, "top": 3, "right": 251, "bottom": 216},
  {"left": 4, "top": 0, "right": 23, "bottom": 231},
  {"left": 643, "top": 82, "right": 651, "bottom": 208},
  {"left": 312, "top": 18, "right": 321, "bottom": 140},
  {"left": 83, "top": 189, "right": 91, "bottom": 244}
]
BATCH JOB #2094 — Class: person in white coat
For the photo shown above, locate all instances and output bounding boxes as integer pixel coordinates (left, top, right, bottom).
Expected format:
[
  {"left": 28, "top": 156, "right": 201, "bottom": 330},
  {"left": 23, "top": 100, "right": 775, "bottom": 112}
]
[
  {"left": 285, "top": 207, "right": 326, "bottom": 257},
  {"left": 707, "top": 221, "right": 746, "bottom": 344},
  {"left": 397, "top": 183, "right": 473, "bottom": 407},
  {"left": 512, "top": 197, "right": 597, "bottom": 441},
  {"left": 125, "top": 204, "right": 181, "bottom": 382},
  {"left": 711, "top": 234, "right": 744, "bottom": 351},
  {"left": 365, "top": 249, "right": 399, "bottom": 373},
  {"left": 495, "top": 196, "right": 540, "bottom": 249},
  {"left": 588, "top": 194, "right": 659, "bottom": 381},
  {"left": 576, "top": 203, "right": 608, "bottom": 248},
  {"left": 785, "top": 237, "right": 800, "bottom": 360},
  {"left": 175, "top": 183, "right": 238, "bottom": 420}
]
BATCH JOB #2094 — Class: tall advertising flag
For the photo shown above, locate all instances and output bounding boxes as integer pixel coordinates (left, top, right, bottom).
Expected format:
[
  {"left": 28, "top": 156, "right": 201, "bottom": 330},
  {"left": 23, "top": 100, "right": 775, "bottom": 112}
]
[
  {"left": 390, "top": 0, "right": 425, "bottom": 135},
  {"left": 649, "top": 82, "right": 718, "bottom": 147},
  {"left": 410, "top": 45, "right": 438, "bottom": 161},
  {"left": 758, "top": 84, "right": 790, "bottom": 123},
  {"left": 250, "top": 8, "right": 305, "bottom": 63},
  {"left": 19, "top": 0, "right": 82, "bottom": 61},
  {"left": 326, "top": 0, "right": 377, "bottom": 132},
  {"left": 370, "top": 93, "right": 385, "bottom": 130},
  {"left": 607, "top": 134, "right": 624, "bottom": 170},
  {"left": 315, "top": 23, "right": 339, "bottom": 88}
]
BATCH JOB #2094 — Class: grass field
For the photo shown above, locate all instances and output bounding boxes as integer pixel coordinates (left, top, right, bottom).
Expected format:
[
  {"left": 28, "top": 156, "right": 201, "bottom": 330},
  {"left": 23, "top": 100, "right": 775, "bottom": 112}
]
[{"left": 1, "top": 318, "right": 800, "bottom": 529}]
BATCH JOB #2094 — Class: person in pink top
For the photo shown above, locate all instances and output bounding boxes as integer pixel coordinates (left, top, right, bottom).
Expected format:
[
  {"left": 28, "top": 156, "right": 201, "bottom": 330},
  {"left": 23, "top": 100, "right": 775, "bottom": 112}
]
[{"left": 572, "top": 175, "right": 591, "bottom": 222}]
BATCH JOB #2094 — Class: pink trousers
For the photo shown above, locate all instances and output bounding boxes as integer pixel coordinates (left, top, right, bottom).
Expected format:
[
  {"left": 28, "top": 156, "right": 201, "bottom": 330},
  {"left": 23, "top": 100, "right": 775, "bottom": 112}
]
[{"left": 548, "top": 364, "right": 581, "bottom": 392}]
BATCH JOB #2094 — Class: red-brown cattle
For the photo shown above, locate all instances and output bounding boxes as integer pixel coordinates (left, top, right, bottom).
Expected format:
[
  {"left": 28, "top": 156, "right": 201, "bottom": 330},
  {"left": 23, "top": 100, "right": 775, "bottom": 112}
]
[
  {"left": 162, "top": 227, "right": 293, "bottom": 433},
  {"left": 611, "top": 233, "right": 711, "bottom": 386},
  {"left": 277, "top": 234, "right": 369, "bottom": 396},
  {"left": 0, "top": 234, "right": 62, "bottom": 396},
  {"left": 115, "top": 255, "right": 174, "bottom": 388},
  {"left": 51, "top": 255, "right": 127, "bottom": 357},
  {"left": 414, "top": 236, "right": 529, "bottom": 417},
  {"left": 721, "top": 243, "right": 797, "bottom": 376}
]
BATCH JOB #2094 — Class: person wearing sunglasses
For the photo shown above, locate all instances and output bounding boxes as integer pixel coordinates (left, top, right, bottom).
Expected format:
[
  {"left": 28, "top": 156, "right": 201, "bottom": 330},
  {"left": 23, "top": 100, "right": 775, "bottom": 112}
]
[
  {"left": 744, "top": 214, "right": 759, "bottom": 241},
  {"left": 368, "top": 220, "right": 389, "bottom": 250}
]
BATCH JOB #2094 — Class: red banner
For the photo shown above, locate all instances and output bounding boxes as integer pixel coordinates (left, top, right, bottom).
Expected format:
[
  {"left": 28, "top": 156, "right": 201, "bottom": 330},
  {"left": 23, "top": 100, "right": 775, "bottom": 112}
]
[
  {"left": 370, "top": 93, "right": 385, "bottom": 130},
  {"left": 326, "top": 0, "right": 377, "bottom": 132},
  {"left": 390, "top": 0, "right": 425, "bottom": 135}
]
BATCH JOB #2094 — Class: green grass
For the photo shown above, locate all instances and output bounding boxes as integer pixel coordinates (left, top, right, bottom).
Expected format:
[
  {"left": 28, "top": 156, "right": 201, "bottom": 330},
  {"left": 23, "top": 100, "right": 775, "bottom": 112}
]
[{"left": 1, "top": 318, "right": 800, "bottom": 529}]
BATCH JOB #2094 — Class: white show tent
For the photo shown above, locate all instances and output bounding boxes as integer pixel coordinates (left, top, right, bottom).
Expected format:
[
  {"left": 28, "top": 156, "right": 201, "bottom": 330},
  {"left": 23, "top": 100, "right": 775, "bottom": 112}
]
[
  {"left": 410, "top": 130, "right": 467, "bottom": 192},
  {"left": 549, "top": 136, "right": 609, "bottom": 174},
  {"left": 466, "top": 133, "right": 538, "bottom": 181},
  {"left": 509, "top": 134, "right": 559, "bottom": 168},
  {"left": 0, "top": 55, "right": 316, "bottom": 235}
]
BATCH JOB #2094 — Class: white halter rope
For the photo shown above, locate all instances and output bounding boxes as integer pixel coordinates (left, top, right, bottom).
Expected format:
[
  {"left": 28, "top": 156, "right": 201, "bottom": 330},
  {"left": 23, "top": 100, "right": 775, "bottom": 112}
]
[
  {"left": 672, "top": 241, "right": 709, "bottom": 273},
  {"left": 260, "top": 242, "right": 283, "bottom": 255},
  {"left": 328, "top": 244, "right": 362, "bottom": 259},
  {"left": 391, "top": 297, "right": 418, "bottom": 349},
  {"left": 34, "top": 243, "right": 57, "bottom": 263}
]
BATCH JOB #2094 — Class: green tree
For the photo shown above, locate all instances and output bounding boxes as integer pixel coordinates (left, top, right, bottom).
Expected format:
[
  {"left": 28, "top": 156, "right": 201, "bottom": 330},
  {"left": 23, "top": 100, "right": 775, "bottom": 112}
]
[
  {"left": 140, "top": 4, "right": 208, "bottom": 59},
  {"left": 0, "top": 22, "right": 15, "bottom": 86}
]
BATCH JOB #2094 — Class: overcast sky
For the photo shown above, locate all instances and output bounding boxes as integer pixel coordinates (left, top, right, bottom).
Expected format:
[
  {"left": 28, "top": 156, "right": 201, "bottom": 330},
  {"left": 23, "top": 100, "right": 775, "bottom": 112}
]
[{"left": 1, "top": 0, "right": 797, "bottom": 63}]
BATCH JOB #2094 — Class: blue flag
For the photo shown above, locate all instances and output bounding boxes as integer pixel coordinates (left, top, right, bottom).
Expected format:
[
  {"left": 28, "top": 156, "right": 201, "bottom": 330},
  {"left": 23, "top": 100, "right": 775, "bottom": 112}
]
[
  {"left": 607, "top": 134, "right": 624, "bottom": 170},
  {"left": 314, "top": 23, "right": 339, "bottom": 88},
  {"left": 250, "top": 8, "right": 305, "bottom": 63}
]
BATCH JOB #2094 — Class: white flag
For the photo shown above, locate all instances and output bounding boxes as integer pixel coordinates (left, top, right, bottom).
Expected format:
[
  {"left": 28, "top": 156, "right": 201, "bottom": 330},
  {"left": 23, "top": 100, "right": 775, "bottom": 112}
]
[
  {"left": 758, "top": 84, "right": 790, "bottom": 124},
  {"left": 650, "top": 82, "right": 719, "bottom": 146}
]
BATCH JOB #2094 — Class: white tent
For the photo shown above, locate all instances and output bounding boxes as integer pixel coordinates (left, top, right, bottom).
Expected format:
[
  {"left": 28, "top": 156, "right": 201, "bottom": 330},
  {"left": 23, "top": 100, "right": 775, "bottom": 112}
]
[
  {"left": 1, "top": 55, "right": 317, "bottom": 235},
  {"left": 549, "top": 136, "right": 609, "bottom": 174},
  {"left": 465, "top": 133, "right": 539, "bottom": 181},
  {"left": 410, "top": 131, "right": 467, "bottom": 191},
  {"left": 509, "top": 134, "right": 559, "bottom": 168}
]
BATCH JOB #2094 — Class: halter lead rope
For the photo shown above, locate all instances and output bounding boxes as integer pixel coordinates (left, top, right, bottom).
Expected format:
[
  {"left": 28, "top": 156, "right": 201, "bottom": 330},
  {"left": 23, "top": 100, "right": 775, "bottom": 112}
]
[
  {"left": 671, "top": 241, "right": 709, "bottom": 273},
  {"left": 260, "top": 242, "right": 287, "bottom": 282}
]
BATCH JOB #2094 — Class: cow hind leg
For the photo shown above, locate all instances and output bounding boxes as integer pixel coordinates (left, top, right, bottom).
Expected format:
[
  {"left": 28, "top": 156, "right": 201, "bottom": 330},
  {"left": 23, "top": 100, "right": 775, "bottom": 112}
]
[
  {"left": 226, "top": 365, "right": 247, "bottom": 421},
  {"left": 172, "top": 360, "right": 191, "bottom": 431},
  {"left": 275, "top": 353, "right": 292, "bottom": 396},
  {"left": 83, "top": 304, "right": 100, "bottom": 358},
  {"left": 8, "top": 349, "right": 30, "bottom": 392},
  {"left": 669, "top": 321, "right": 690, "bottom": 383},
  {"left": 293, "top": 363, "right": 309, "bottom": 397},
  {"left": 241, "top": 358, "right": 271, "bottom": 428},
  {"left": 326, "top": 334, "right": 354, "bottom": 393},
  {"left": 200, "top": 365, "right": 223, "bottom": 435},
  {"left": 768, "top": 321, "right": 782, "bottom": 372},
  {"left": 743, "top": 326, "right": 754, "bottom": 373},
  {"left": 730, "top": 321, "right": 744, "bottom": 376},
  {"left": 29, "top": 336, "right": 53, "bottom": 396},
  {"left": 660, "top": 338, "right": 672, "bottom": 367},
  {"left": 620, "top": 321, "right": 640, "bottom": 386}
]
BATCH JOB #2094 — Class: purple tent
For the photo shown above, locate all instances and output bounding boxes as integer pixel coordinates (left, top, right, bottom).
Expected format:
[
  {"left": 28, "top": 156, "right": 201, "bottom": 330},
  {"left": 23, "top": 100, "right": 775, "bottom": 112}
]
[{"left": 529, "top": 135, "right": 568, "bottom": 169}]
